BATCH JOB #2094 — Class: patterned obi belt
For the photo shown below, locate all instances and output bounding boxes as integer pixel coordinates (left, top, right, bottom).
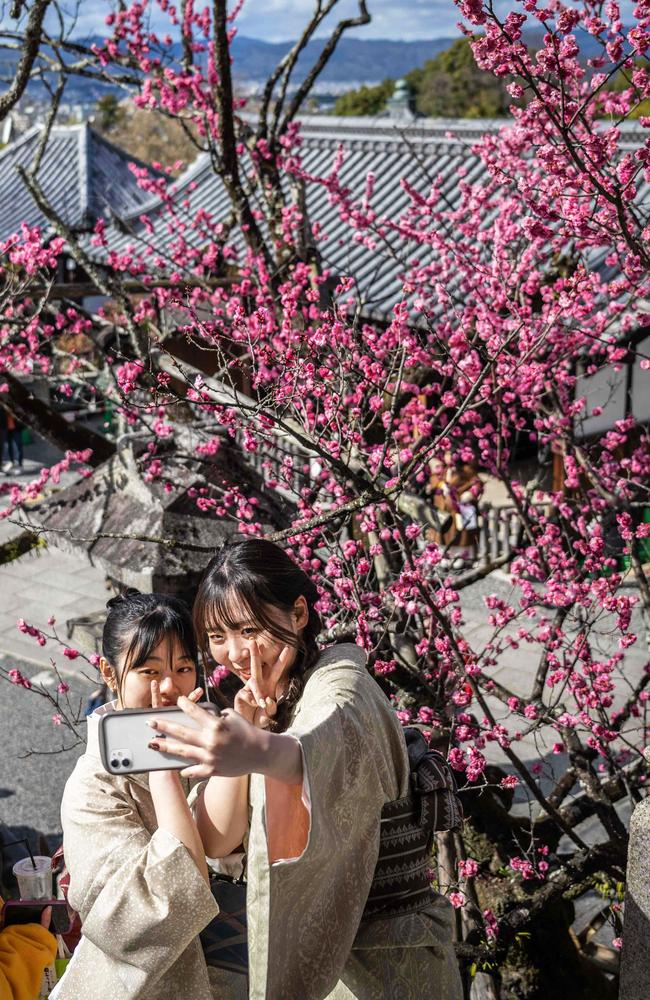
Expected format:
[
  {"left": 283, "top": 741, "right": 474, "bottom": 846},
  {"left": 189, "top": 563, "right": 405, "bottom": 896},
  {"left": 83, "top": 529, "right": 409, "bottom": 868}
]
[
  {"left": 363, "top": 731, "right": 463, "bottom": 922},
  {"left": 363, "top": 793, "right": 434, "bottom": 919}
]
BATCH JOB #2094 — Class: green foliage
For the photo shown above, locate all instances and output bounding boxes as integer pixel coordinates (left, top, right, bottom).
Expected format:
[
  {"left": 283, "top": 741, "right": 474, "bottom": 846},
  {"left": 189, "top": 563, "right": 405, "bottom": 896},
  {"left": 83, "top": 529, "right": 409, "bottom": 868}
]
[
  {"left": 333, "top": 79, "right": 394, "bottom": 117},
  {"left": 333, "top": 38, "right": 512, "bottom": 119},
  {"left": 96, "top": 94, "right": 125, "bottom": 131},
  {"left": 406, "top": 38, "right": 511, "bottom": 118},
  {"left": 0, "top": 532, "right": 45, "bottom": 566},
  {"left": 594, "top": 876, "right": 625, "bottom": 903}
]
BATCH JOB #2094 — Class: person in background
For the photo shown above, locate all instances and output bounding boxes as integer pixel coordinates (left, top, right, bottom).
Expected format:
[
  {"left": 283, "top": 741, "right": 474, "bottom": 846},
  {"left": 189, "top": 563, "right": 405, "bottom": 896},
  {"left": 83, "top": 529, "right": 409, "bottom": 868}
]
[
  {"left": 0, "top": 407, "right": 24, "bottom": 475},
  {"left": 427, "top": 455, "right": 483, "bottom": 569},
  {"left": 0, "top": 905, "right": 57, "bottom": 1000},
  {"left": 82, "top": 681, "right": 109, "bottom": 717}
]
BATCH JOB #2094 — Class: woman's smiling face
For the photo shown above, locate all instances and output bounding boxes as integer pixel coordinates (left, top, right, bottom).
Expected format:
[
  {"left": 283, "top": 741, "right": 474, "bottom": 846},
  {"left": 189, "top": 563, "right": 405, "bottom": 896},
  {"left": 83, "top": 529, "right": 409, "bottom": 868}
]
[
  {"left": 205, "top": 594, "right": 307, "bottom": 686},
  {"left": 115, "top": 633, "right": 197, "bottom": 709}
]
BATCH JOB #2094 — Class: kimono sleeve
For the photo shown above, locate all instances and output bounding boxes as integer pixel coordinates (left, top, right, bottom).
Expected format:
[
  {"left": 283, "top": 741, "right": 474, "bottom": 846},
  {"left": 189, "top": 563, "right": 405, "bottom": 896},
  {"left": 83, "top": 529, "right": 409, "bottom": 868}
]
[
  {"left": 62, "top": 768, "right": 218, "bottom": 979},
  {"left": 247, "top": 653, "right": 407, "bottom": 1000}
]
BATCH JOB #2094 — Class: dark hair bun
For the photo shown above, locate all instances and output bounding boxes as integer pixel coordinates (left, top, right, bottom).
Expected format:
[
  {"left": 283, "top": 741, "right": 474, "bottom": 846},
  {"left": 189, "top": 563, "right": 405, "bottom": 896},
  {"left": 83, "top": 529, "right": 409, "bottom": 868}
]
[{"left": 106, "top": 587, "right": 142, "bottom": 610}]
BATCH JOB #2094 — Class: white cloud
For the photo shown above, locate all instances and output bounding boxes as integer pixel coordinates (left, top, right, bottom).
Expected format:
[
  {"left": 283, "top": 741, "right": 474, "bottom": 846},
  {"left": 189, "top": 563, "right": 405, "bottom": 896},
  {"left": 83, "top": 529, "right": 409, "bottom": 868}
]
[
  {"left": 234, "top": 0, "right": 461, "bottom": 42},
  {"left": 1, "top": 0, "right": 640, "bottom": 41}
]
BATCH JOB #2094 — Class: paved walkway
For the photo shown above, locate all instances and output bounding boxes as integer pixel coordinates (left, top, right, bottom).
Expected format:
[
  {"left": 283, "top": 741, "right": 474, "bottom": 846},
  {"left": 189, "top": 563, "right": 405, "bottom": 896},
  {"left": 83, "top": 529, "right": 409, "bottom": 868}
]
[
  {"left": 0, "top": 434, "right": 110, "bottom": 676},
  {"left": 0, "top": 546, "right": 109, "bottom": 676},
  {"left": 0, "top": 436, "right": 88, "bottom": 546}
]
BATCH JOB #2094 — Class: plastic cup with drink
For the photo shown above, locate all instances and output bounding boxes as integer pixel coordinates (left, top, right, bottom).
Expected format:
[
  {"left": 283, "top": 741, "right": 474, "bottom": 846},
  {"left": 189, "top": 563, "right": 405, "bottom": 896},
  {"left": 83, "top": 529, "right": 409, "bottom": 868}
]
[{"left": 12, "top": 855, "right": 53, "bottom": 900}]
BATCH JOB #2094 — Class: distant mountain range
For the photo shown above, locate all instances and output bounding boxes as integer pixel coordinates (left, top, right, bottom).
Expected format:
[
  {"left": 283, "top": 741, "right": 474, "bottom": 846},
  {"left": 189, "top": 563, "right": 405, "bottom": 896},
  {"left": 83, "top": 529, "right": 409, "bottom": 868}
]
[
  {"left": 228, "top": 35, "right": 455, "bottom": 83},
  {"left": 0, "top": 35, "right": 457, "bottom": 94},
  {"left": 232, "top": 29, "right": 614, "bottom": 81}
]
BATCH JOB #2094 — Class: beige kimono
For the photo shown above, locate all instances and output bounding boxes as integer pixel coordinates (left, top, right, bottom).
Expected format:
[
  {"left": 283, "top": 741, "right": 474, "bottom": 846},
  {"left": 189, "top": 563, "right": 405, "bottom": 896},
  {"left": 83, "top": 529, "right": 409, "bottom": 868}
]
[
  {"left": 246, "top": 643, "right": 462, "bottom": 1000},
  {"left": 54, "top": 705, "right": 245, "bottom": 1000}
]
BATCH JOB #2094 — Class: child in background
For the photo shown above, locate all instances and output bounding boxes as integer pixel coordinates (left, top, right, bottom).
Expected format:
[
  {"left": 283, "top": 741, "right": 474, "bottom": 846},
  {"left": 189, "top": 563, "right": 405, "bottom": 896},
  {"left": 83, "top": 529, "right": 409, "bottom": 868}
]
[{"left": 0, "top": 905, "right": 57, "bottom": 1000}]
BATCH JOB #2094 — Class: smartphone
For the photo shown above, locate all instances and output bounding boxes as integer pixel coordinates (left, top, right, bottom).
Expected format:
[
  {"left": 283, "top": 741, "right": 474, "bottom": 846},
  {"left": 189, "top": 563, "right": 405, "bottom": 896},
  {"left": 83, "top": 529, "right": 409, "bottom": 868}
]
[
  {"left": 98, "top": 703, "right": 220, "bottom": 775},
  {"left": 2, "top": 900, "right": 73, "bottom": 935}
]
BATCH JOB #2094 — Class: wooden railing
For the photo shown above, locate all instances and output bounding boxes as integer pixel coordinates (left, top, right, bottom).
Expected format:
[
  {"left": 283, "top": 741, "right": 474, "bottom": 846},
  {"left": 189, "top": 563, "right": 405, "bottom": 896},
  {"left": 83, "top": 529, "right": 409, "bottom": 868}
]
[
  {"left": 234, "top": 429, "right": 525, "bottom": 576},
  {"left": 476, "top": 503, "right": 524, "bottom": 570}
]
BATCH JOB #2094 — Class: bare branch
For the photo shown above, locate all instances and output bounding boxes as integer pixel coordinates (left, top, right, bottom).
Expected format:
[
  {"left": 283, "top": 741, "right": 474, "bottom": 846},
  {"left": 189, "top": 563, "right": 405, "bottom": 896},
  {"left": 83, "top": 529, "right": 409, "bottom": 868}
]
[
  {"left": 212, "top": 0, "right": 271, "bottom": 264},
  {"left": 0, "top": 0, "right": 51, "bottom": 122},
  {"left": 277, "top": 1, "right": 370, "bottom": 137}
]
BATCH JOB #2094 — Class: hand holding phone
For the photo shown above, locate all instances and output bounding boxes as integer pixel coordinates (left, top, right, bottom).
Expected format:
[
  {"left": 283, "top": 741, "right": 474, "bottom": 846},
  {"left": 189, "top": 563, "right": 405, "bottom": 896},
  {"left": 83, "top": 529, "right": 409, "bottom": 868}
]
[
  {"left": 98, "top": 703, "right": 221, "bottom": 775},
  {"left": 2, "top": 900, "right": 72, "bottom": 936}
]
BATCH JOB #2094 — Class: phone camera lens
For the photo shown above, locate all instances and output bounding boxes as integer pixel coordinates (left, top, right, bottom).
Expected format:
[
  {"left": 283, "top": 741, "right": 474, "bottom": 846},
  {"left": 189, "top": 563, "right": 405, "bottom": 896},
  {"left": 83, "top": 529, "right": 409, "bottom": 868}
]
[
  {"left": 110, "top": 759, "right": 120, "bottom": 769},
  {"left": 122, "top": 758, "right": 131, "bottom": 768}
]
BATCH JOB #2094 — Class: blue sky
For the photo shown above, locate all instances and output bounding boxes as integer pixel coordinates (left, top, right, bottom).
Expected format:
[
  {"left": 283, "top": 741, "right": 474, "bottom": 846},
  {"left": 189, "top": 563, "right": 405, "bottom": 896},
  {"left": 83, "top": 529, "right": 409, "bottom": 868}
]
[
  {"left": 1, "top": 0, "right": 638, "bottom": 42},
  {"left": 233, "top": 0, "right": 463, "bottom": 42},
  {"left": 38, "top": 0, "right": 464, "bottom": 43}
]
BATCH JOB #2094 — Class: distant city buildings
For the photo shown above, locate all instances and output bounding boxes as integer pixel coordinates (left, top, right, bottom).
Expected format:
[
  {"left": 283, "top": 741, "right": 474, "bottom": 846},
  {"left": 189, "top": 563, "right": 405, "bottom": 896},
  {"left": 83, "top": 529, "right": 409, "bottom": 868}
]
[
  {"left": 0, "top": 96, "right": 99, "bottom": 145},
  {"left": 0, "top": 78, "right": 393, "bottom": 145}
]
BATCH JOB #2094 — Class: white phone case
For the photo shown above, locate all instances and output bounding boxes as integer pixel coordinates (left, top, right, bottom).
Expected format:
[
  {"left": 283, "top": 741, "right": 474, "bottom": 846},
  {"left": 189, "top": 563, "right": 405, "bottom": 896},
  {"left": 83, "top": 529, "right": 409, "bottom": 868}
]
[{"left": 98, "top": 703, "right": 220, "bottom": 775}]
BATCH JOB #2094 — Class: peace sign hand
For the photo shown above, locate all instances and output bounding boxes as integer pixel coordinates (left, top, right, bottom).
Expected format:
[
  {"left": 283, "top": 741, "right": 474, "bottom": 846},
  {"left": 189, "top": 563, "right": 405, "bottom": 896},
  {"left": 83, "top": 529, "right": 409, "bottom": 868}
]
[
  {"left": 234, "top": 683, "right": 275, "bottom": 728},
  {"left": 233, "top": 641, "right": 292, "bottom": 729}
]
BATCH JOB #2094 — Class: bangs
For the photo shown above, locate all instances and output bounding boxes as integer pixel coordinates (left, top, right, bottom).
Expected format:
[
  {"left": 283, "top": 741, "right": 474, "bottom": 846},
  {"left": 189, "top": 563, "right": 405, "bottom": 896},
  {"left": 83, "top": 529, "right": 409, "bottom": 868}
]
[
  {"left": 195, "top": 579, "right": 299, "bottom": 650},
  {"left": 203, "top": 587, "right": 261, "bottom": 634},
  {"left": 124, "top": 610, "right": 197, "bottom": 672}
]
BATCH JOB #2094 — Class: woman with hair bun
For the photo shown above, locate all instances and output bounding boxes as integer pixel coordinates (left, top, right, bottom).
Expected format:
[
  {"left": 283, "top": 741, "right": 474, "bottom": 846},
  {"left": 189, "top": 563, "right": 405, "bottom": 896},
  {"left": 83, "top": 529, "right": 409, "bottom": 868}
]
[
  {"left": 53, "top": 591, "right": 245, "bottom": 1000},
  {"left": 149, "top": 537, "right": 462, "bottom": 1000}
]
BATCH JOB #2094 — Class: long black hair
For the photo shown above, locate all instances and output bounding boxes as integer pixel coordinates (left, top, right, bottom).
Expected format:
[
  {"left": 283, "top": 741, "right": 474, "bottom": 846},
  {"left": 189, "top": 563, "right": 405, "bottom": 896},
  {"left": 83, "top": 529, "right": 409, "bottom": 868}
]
[
  {"left": 102, "top": 589, "right": 198, "bottom": 702},
  {"left": 193, "top": 537, "right": 322, "bottom": 731}
]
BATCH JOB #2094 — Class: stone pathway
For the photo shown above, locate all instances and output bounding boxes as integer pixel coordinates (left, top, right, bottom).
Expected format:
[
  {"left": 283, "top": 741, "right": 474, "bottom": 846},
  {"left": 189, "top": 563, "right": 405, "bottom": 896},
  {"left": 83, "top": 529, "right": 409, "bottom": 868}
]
[
  {"left": 0, "top": 546, "right": 109, "bottom": 676},
  {"left": 0, "top": 436, "right": 83, "bottom": 547},
  {"left": 0, "top": 433, "right": 110, "bottom": 675}
]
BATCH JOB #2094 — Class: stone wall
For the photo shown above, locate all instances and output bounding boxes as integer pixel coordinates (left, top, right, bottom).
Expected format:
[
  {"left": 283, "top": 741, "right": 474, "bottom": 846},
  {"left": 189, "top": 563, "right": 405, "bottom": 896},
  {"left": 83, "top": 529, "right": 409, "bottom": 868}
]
[{"left": 620, "top": 798, "right": 650, "bottom": 998}]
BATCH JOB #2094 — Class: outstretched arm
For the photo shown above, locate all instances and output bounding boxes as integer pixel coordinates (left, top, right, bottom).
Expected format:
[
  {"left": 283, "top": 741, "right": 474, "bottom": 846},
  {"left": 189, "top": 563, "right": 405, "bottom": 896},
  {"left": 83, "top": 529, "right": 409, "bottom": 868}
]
[
  {"left": 148, "top": 699, "right": 303, "bottom": 785},
  {"left": 150, "top": 704, "right": 306, "bottom": 863}
]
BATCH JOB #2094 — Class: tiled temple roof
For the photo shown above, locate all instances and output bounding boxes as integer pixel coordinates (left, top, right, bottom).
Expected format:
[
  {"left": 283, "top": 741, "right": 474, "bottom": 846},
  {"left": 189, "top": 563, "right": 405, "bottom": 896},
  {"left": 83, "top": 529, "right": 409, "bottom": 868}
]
[
  {"left": 79, "top": 114, "right": 649, "bottom": 321},
  {"left": 81, "top": 115, "right": 507, "bottom": 320},
  {"left": 2, "top": 115, "right": 647, "bottom": 322},
  {"left": 0, "top": 123, "right": 158, "bottom": 242}
]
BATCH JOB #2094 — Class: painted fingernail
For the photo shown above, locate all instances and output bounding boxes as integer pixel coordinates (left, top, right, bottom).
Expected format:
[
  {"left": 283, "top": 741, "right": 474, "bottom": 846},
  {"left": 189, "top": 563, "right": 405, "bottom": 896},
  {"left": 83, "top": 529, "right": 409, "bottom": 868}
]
[{"left": 148, "top": 741, "right": 160, "bottom": 751}]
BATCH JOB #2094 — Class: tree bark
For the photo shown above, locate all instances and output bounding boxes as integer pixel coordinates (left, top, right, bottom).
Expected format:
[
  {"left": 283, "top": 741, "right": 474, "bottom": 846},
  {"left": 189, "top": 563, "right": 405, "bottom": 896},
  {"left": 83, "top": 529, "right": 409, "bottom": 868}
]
[{"left": 0, "top": 0, "right": 51, "bottom": 122}]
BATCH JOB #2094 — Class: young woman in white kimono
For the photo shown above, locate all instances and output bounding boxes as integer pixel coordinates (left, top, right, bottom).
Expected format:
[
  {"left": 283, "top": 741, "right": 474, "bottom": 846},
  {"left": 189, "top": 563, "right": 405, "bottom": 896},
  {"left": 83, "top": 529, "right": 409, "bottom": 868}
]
[
  {"left": 148, "top": 537, "right": 463, "bottom": 1000},
  {"left": 53, "top": 592, "right": 246, "bottom": 1000}
]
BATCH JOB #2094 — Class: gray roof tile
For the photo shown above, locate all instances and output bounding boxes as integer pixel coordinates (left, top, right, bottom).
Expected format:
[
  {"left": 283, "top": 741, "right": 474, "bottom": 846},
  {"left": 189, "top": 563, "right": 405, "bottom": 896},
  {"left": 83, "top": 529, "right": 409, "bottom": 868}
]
[
  {"left": 82, "top": 117, "right": 515, "bottom": 319},
  {"left": 0, "top": 123, "right": 158, "bottom": 242},
  {"left": 5, "top": 115, "right": 646, "bottom": 323}
]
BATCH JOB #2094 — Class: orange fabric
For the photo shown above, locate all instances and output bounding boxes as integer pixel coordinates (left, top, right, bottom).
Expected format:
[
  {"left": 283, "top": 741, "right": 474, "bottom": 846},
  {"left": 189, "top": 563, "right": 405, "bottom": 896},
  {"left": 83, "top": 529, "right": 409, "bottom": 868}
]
[
  {"left": 5, "top": 414, "right": 14, "bottom": 432},
  {"left": 264, "top": 777, "right": 310, "bottom": 864},
  {"left": 0, "top": 923, "right": 57, "bottom": 1000}
]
